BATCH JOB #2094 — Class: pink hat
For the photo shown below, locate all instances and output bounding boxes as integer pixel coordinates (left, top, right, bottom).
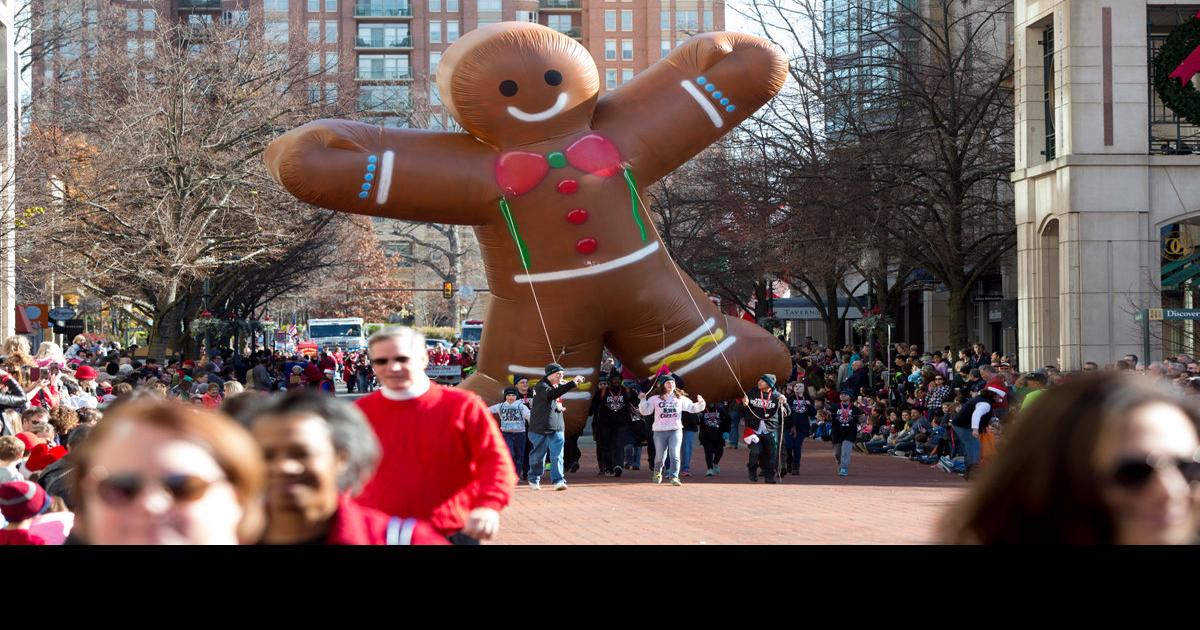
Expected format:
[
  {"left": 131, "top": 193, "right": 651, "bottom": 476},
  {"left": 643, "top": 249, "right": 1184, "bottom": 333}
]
[{"left": 0, "top": 480, "right": 51, "bottom": 522}]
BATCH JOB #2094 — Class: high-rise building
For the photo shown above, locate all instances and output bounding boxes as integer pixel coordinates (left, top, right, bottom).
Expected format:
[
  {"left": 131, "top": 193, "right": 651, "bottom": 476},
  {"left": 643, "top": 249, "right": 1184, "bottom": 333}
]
[{"left": 0, "top": 0, "right": 15, "bottom": 339}]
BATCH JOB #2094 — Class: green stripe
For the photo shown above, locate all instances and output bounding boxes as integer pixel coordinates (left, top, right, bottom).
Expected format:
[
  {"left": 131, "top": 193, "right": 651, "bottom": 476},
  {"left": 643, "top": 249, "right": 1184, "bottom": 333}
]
[
  {"left": 624, "top": 168, "right": 648, "bottom": 242},
  {"left": 499, "top": 198, "right": 532, "bottom": 269}
]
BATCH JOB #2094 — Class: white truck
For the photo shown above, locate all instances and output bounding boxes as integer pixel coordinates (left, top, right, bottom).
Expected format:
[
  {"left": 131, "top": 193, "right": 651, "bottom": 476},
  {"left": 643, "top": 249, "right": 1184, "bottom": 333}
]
[{"left": 306, "top": 317, "right": 367, "bottom": 352}]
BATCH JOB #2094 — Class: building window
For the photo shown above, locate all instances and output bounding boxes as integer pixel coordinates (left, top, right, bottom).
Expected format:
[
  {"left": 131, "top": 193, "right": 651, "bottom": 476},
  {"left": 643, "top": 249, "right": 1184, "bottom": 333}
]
[
  {"left": 621, "top": 10, "right": 632, "bottom": 31},
  {"left": 478, "top": 0, "right": 501, "bottom": 10},
  {"left": 326, "top": 21, "right": 338, "bottom": 42},
  {"left": 265, "top": 0, "right": 289, "bottom": 13},
  {"left": 661, "top": 40, "right": 670, "bottom": 58},
  {"left": 622, "top": 68, "right": 633, "bottom": 83},
  {"left": 308, "top": 20, "right": 321, "bottom": 42},
  {"left": 325, "top": 51, "right": 338, "bottom": 72},
  {"left": 447, "top": 20, "right": 458, "bottom": 42},
  {"left": 325, "top": 82, "right": 338, "bottom": 104},
  {"left": 605, "top": 39, "right": 616, "bottom": 60},
  {"left": 309, "top": 53, "right": 321, "bottom": 74},
  {"left": 126, "top": 9, "right": 138, "bottom": 31},
  {"left": 605, "top": 10, "right": 616, "bottom": 31},
  {"left": 326, "top": 0, "right": 337, "bottom": 11},
  {"left": 358, "top": 54, "right": 410, "bottom": 79},
  {"left": 622, "top": 39, "right": 633, "bottom": 60},
  {"left": 359, "top": 23, "right": 409, "bottom": 47},
  {"left": 703, "top": 9, "right": 712, "bottom": 31},
  {"left": 547, "top": 15, "right": 572, "bottom": 34},
  {"left": 142, "top": 10, "right": 155, "bottom": 31},
  {"left": 430, "top": 51, "right": 441, "bottom": 74},
  {"left": 447, "top": 0, "right": 458, "bottom": 10},
  {"left": 430, "top": 84, "right": 441, "bottom": 105},
  {"left": 429, "top": 0, "right": 440, "bottom": 11},
  {"left": 516, "top": 10, "right": 536, "bottom": 22},
  {"left": 660, "top": 10, "right": 669, "bottom": 30},
  {"left": 308, "top": 0, "right": 320, "bottom": 11},
  {"left": 1042, "top": 23, "right": 1055, "bottom": 161},
  {"left": 144, "top": 41, "right": 155, "bottom": 58},
  {"left": 308, "top": 83, "right": 322, "bottom": 104},
  {"left": 265, "top": 20, "right": 290, "bottom": 43},
  {"left": 606, "top": 69, "right": 617, "bottom": 90},
  {"left": 430, "top": 20, "right": 441, "bottom": 43},
  {"left": 676, "top": 10, "right": 697, "bottom": 31},
  {"left": 224, "top": 10, "right": 250, "bottom": 26},
  {"left": 126, "top": 38, "right": 138, "bottom": 58}
]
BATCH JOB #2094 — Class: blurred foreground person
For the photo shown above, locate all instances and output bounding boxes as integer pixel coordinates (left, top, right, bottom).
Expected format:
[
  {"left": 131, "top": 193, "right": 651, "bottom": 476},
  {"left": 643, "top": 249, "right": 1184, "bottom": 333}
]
[
  {"left": 943, "top": 374, "right": 1200, "bottom": 544},
  {"left": 69, "top": 400, "right": 265, "bottom": 544},
  {"left": 238, "top": 391, "right": 446, "bottom": 545}
]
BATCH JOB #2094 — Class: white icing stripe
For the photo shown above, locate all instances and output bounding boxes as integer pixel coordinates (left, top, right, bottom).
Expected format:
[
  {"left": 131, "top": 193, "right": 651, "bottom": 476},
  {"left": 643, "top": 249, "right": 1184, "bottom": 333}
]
[
  {"left": 680, "top": 80, "right": 723, "bottom": 128},
  {"left": 507, "top": 93, "right": 569, "bottom": 122},
  {"left": 514, "top": 241, "right": 660, "bottom": 283},
  {"left": 562, "top": 392, "right": 591, "bottom": 400},
  {"left": 674, "top": 337, "right": 738, "bottom": 376},
  {"left": 374, "top": 150, "right": 395, "bottom": 205},
  {"left": 508, "top": 365, "right": 595, "bottom": 376},
  {"left": 642, "top": 318, "right": 717, "bottom": 364}
]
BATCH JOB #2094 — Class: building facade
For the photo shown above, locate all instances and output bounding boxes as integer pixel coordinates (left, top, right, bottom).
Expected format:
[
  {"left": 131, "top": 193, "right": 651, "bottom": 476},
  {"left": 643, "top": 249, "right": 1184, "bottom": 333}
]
[
  {"left": 1014, "top": 1, "right": 1200, "bottom": 369},
  {"left": 0, "top": 0, "right": 14, "bottom": 340}
]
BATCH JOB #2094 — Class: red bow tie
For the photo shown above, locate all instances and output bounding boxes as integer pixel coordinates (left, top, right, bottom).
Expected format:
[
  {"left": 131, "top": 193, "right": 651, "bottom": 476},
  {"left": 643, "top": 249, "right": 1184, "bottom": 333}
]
[{"left": 495, "top": 133, "right": 624, "bottom": 197}]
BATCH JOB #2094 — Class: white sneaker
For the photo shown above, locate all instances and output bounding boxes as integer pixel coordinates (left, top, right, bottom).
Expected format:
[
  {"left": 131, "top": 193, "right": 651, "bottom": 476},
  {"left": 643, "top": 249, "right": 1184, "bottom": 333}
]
[
  {"left": 554, "top": 481, "right": 568, "bottom": 491},
  {"left": 529, "top": 480, "right": 541, "bottom": 491}
]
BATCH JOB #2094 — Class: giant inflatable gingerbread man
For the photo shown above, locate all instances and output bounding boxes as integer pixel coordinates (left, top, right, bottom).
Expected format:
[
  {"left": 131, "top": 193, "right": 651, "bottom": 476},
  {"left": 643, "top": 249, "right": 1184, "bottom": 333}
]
[{"left": 265, "top": 22, "right": 792, "bottom": 434}]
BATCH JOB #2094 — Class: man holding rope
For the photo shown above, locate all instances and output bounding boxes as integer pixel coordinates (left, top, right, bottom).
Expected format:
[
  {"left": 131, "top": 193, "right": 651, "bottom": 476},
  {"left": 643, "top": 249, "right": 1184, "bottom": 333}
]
[
  {"left": 528, "top": 363, "right": 586, "bottom": 491},
  {"left": 744, "top": 374, "right": 789, "bottom": 484}
]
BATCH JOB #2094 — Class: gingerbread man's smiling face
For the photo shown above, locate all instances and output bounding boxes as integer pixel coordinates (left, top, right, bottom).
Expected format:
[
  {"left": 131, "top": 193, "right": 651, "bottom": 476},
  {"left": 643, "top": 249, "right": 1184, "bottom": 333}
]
[{"left": 437, "top": 22, "right": 599, "bottom": 149}]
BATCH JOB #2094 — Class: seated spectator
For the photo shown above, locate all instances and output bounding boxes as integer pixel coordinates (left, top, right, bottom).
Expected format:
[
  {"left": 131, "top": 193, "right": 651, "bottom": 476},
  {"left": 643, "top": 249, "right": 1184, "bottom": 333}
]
[{"left": 235, "top": 390, "right": 446, "bottom": 545}]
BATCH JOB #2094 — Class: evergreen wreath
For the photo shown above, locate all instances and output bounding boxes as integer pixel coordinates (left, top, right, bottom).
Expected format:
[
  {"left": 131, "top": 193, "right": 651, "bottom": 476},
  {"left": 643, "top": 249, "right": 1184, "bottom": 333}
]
[{"left": 1153, "top": 17, "right": 1200, "bottom": 128}]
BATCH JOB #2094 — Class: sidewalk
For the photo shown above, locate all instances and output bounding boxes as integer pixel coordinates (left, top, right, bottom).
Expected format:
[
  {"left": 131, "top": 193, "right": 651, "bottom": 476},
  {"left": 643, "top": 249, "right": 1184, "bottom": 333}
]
[{"left": 491, "top": 439, "right": 967, "bottom": 545}]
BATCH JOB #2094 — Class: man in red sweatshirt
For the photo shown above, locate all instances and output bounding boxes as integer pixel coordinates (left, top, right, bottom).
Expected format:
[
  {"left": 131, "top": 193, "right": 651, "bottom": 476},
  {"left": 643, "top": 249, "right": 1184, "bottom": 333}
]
[{"left": 355, "top": 326, "right": 516, "bottom": 545}]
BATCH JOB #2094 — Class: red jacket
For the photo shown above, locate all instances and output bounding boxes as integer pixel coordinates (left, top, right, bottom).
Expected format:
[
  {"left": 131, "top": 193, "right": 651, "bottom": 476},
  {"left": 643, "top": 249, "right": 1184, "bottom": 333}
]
[
  {"left": 0, "top": 529, "right": 46, "bottom": 545},
  {"left": 355, "top": 384, "right": 516, "bottom": 536},
  {"left": 326, "top": 495, "right": 448, "bottom": 545}
]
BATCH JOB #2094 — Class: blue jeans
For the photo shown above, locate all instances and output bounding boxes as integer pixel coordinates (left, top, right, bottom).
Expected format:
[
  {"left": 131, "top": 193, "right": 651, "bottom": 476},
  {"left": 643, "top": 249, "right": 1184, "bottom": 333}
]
[
  {"left": 503, "top": 432, "right": 526, "bottom": 475},
  {"left": 784, "top": 431, "right": 806, "bottom": 468},
  {"left": 652, "top": 428, "right": 683, "bottom": 478},
  {"left": 680, "top": 429, "right": 697, "bottom": 472},
  {"left": 528, "top": 431, "right": 565, "bottom": 483},
  {"left": 951, "top": 425, "right": 981, "bottom": 466},
  {"left": 728, "top": 415, "right": 741, "bottom": 446}
]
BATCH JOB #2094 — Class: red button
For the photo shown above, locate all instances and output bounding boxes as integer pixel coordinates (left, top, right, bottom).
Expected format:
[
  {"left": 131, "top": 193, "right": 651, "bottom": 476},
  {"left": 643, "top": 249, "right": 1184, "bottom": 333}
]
[
  {"left": 576, "top": 237, "right": 598, "bottom": 254},
  {"left": 557, "top": 179, "right": 579, "bottom": 194},
  {"left": 566, "top": 209, "right": 589, "bottom": 225}
]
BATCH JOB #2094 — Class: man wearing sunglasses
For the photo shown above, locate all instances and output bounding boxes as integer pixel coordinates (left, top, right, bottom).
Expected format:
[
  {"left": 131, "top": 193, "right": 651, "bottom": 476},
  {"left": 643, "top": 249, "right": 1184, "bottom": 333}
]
[{"left": 354, "top": 326, "right": 516, "bottom": 545}]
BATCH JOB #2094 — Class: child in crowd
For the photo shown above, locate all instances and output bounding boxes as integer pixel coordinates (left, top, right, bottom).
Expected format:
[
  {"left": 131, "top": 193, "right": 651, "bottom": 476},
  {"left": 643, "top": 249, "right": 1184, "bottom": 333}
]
[{"left": 489, "top": 387, "right": 531, "bottom": 474}]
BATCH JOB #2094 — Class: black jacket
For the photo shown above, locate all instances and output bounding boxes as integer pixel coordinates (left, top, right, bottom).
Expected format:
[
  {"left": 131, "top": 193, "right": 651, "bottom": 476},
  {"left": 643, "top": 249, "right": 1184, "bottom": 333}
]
[
  {"left": 829, "top": 403, "right": 862, "bottom": 443},
  {"left": 842, "top": 367, "right": 869, "bottom": 396},
  {"left": 0, "top": 373, "right": 27, "bottom": 413},
  {"left": 698, "top": 407, "right": 731, "bottom": 442},
  {"left": 530, "top": 379, "right": 577, "bottom": 434},
  {"left": 589, "top": 386, "right": 637, "bottom": 428},
  {"left": 785, "top": 393, "right": 813, "bottom": 434},
  {"left": 744, "top": 389, "right": 789, "bottom": 434}
]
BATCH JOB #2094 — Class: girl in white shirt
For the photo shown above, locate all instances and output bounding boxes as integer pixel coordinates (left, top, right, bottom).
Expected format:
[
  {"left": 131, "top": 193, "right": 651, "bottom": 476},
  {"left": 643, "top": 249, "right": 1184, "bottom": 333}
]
[{"left": 637, "top": 376, "right": 705, "bottom": 486}]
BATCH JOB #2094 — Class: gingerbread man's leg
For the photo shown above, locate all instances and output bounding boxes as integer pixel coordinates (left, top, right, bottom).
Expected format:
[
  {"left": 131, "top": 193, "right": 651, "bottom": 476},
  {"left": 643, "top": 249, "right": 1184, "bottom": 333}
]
[
  {"left": 459, "top": 299, "right": 604, "bottom": 437},
  {"left": 604, "top": 276, "right": 792, "bottom": 402}
]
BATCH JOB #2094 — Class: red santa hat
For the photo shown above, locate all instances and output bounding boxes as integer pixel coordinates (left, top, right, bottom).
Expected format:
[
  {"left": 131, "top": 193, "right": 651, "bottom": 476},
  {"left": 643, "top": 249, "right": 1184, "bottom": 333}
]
[
  {"left": 742, "top": 426, "right": 759, "bottom": 446},
  {"left": 25, "top": 443, "right": 68, "bottom": 472}
]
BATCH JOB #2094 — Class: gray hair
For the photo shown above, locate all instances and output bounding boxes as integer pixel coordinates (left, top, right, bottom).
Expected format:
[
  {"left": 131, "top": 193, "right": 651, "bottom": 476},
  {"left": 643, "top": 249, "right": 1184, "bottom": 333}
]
[
  {"left": 234, "top": 390, "right": 381, "bottom": 494},
  {"left": 368, "top": 325, "right": 425, "bottom": 353}
]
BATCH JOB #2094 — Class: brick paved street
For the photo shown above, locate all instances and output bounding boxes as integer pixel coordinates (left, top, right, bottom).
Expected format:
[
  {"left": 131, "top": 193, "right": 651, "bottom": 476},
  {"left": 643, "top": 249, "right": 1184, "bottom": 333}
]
[{"left": 491, "top": 439, "right": 967, "bottom": 545}]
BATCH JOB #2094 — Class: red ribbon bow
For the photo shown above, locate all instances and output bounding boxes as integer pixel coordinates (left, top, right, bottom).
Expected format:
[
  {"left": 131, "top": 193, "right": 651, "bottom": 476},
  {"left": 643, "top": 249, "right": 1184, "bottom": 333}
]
[{"left": 495, "top": 133, "right": 624, "bottom": 197}]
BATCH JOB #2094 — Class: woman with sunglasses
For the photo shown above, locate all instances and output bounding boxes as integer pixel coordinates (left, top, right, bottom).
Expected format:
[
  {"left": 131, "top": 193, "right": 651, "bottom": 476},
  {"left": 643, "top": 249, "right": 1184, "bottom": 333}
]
[
  {"left": 943, "top": 373, "right": 1200, "bottom": 544},
  {"left": 68, "top": 399, "right": 265, "bottom": 545}
]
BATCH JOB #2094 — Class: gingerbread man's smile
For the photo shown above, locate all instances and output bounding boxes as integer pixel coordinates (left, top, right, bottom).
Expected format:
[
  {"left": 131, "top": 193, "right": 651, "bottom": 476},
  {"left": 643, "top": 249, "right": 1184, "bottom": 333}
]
[{"left": 507, "top": 92, "right": 569, "bottom": 122}]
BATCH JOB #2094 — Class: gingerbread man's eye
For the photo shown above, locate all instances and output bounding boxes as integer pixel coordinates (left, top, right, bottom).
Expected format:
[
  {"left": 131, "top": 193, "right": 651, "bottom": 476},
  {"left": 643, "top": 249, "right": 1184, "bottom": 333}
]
[
  {"left": 544, "top": 70, "right": 563, "bottom": 86},
  {"left": 499, "top": 80, "right": 519, "bottom": 97}
]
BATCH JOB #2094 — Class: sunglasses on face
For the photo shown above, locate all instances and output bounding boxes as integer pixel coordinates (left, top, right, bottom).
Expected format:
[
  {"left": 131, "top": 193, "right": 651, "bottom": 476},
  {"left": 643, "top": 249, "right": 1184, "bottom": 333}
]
[
  {"left": 1108, "top": 453, "right": 1200, "bottom": 489},
  {"left": 372, "top": 356, "right": 411, "bottom": 367},
  {"left": 88, "top": 471, "right": 225, "bottom": 507}
]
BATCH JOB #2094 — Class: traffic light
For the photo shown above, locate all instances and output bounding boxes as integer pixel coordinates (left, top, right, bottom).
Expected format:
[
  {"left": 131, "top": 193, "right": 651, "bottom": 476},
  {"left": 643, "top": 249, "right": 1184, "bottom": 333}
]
[{"left": 443, "top": 281, "right": 454, "bottom": 299}]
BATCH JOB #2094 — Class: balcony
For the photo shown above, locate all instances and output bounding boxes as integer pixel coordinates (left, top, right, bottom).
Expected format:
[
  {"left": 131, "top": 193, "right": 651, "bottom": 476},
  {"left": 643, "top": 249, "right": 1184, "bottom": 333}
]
[
  {"left": 357, "top": 68, "right": 413, "bottom": 80},
  {"left": 354, "top": 3, "right": 413, "bottom": 17},
  {"left": 356, "top": 36, "right": 412, "bottom": 49},
  {"left": 552, "top": 26, "right": 581, "bottom": 38},
  {"left": 177, "top": 0, "right": 223, "bottom": 8},
  {"left": 539, "top": 0, "right": 581, "bottom": 9},
  {"left": 359, "top": 97, "right": 412, "bottom": 112}
]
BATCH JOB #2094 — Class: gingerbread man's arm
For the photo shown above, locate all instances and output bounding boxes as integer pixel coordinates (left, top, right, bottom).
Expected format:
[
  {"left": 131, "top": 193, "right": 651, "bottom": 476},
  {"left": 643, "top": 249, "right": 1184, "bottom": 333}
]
[
  {"left": 591, "top": 32, "right": 788, "bottom": 186},
  {"left": 264, "top": 119, "right": 498, "bottom": 225}
]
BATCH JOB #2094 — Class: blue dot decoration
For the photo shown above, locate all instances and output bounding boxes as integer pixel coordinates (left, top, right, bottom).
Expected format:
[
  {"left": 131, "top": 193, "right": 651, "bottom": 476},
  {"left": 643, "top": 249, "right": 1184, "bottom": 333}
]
[
  {"left": 362, "top": 183, "right": 371, "bottom": 191},
  {"left": 367, "top": 164, "right": 376, "bottom": 172},
  {"left": 726, "top": 105, "right": 736, "bottom": 112},
  {"left": 359, "top": 191, "right": 369, "bottom": 198},
  {"left": 365, "top": 173, "right": 374, "bottom": 181},
  {"left": 720, "top": 98, "right": 729, "bottom": 105},
  {"left": 696, "top": 76, "right": 707, "bottom": 85},
  {"left": 713, "top": 91, "right": 722, "bottom": 99},
  {"left": 367, "top": 155, "right": 377, "bottom": 163},
  {"left": 705, "top": 84, "right": 715, "bottom": 92}
]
